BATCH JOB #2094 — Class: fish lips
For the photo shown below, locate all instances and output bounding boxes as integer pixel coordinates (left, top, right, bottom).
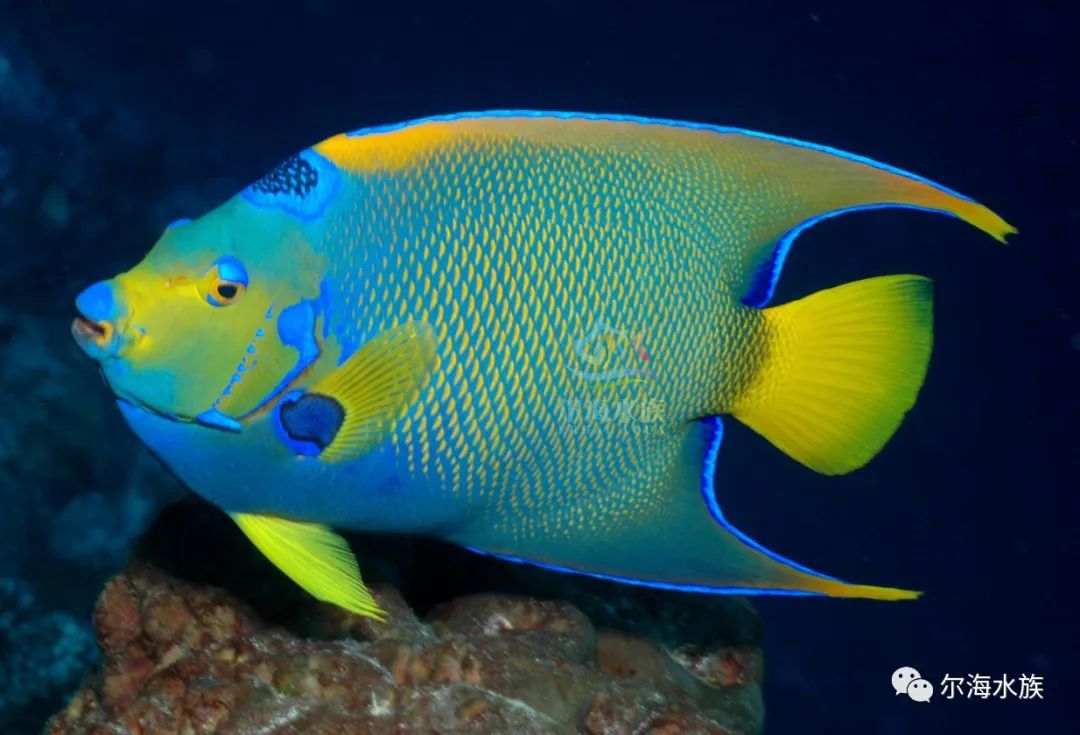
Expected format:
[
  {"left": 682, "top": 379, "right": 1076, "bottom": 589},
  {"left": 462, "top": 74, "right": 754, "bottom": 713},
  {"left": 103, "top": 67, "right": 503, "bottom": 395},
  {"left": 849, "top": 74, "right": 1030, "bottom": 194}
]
[{"left": 71, "top": 314, "right": 117, "bottom": 359}]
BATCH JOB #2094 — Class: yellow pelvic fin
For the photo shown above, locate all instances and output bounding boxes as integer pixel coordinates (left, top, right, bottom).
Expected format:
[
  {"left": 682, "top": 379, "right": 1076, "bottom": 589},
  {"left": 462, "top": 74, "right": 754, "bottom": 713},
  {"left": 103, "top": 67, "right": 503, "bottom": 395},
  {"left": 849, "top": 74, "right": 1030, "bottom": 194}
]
[
  {"left": 232, "top": 513, "right": 386, "bottom": 620},
  {"left": 733, "top": 275, "right": 933, "bottom": 476},
  {"left": 310, "top": 320, "right": 437, "bottom": 462}
]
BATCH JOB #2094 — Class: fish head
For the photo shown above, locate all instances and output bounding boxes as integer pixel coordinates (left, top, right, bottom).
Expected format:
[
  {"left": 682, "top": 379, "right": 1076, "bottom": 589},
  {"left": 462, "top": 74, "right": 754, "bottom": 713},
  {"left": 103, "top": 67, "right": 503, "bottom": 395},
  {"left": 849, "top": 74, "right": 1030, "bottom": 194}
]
[{"left": 72, "top": 199, "right": 330, "bottom": 430}]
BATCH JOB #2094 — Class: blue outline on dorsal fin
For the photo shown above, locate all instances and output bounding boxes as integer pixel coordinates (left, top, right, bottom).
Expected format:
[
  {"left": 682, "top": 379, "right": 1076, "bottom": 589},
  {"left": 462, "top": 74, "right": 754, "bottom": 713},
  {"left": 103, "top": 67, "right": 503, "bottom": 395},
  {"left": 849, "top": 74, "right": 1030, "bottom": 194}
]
[
  {"left": 343, "top": 110, "right": 973, "bottom": 308},
  {"left": 741, "top": 203, "right": 962, "bottom": 308},
  {"left": 342, "top": 110, "right": 971, "bottom": 202}
]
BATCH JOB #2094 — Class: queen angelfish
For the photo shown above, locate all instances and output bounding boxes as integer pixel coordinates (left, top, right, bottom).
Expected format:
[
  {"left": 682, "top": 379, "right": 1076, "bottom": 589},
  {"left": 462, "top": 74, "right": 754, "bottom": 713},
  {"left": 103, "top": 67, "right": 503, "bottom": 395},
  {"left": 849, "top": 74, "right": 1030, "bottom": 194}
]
[{"left": 71, "top": 112, "right": 1014, "bottom": 619}]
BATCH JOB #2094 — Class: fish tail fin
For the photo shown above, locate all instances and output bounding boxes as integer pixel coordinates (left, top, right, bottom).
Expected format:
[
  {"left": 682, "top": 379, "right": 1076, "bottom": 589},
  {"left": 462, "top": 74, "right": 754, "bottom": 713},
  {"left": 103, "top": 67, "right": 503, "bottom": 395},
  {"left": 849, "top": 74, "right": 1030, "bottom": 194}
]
[{"left": 732, "top": 275, "right": 933, "bottom": 475}]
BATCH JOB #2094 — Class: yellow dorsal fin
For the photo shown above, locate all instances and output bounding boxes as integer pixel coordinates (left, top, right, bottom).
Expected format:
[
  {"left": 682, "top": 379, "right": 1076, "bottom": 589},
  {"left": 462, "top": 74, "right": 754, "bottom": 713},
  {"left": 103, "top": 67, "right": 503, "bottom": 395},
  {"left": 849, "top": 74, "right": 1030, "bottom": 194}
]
[
  {"left": 310, "top": 320, "right": 437, "bottom": 462},
  {"left": 733, "top": 275, "right": 933, "bottom": 475},
  {"left": 703, "top": 131, "right": 1015, "bottom": 305},
  {"left": 232, "top": 513, "right": 386, "bottom": 620}
]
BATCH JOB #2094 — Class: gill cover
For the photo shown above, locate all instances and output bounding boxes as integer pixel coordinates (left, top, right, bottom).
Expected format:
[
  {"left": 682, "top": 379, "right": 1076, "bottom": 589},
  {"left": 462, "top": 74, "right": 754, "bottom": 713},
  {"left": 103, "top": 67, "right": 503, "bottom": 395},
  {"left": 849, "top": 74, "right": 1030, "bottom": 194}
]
[{"left": 94, "top": 197, "right": 331, "bottom": 425}]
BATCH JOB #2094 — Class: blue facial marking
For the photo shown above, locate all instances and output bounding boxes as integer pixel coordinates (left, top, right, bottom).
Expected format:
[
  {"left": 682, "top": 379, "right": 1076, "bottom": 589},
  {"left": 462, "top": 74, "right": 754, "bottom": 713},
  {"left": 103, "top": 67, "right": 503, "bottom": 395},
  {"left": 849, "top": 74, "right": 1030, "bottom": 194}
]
[
  {"left": 214, "top": 255, "right": 249, "bottom": 287},
  {"left": 242, "top": 281, "right": 330, "bottom": 416},
  {"left": 194, "top": 408, "right": 243, "bottom": 432},
  {"left": 277, "top": 300, "right": 320, "bottom": 363},
  {"left": 75, "top": 281, "right": 116, "bottom": 323},
  {"left": 208, "top": 325, "right": 266, "bottom": 411},
  {"left": 166, "top": 217, "right": 192, "bottom": 229},
  {"left": 240, "top": 148, "right": 341, "bottom": 222}
]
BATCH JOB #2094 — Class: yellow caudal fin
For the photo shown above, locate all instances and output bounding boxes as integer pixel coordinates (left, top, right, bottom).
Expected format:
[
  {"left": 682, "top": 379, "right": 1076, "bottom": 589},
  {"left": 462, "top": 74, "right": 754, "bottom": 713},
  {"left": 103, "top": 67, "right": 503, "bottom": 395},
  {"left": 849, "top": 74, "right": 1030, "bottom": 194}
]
[
  {"left": 232, "top": 513, "right": 386, "bottom": 620},
  {"left": 732, "top": 275, "right": 933, "bottom": 475}
]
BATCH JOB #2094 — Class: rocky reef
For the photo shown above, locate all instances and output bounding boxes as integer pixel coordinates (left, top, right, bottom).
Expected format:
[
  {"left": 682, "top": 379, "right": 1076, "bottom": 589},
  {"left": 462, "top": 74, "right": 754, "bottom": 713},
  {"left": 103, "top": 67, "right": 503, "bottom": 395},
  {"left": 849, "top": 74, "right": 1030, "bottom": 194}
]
[
  {"left": 44, "top": 503, "right": 764, "bottom": 735},
  {"left": 46, "top": 568, "right": 762, "bottom": 734}
]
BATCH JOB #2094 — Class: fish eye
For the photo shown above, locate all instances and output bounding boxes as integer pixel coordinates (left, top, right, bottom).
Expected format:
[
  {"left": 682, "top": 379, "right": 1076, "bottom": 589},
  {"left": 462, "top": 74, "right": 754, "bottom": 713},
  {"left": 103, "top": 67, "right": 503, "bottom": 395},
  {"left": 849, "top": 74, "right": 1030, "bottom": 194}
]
[
  {"left": 214, "top": 282, "right": 239, "bottom": 301},
  {"left": 200, "top": 256, "right": 248, "bottom": 307}
]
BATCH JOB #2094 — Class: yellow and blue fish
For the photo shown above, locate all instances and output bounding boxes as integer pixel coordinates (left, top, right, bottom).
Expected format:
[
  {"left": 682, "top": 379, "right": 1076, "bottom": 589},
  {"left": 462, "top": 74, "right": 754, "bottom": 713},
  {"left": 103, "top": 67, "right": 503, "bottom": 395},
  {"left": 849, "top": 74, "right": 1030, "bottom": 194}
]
[{"left": 72, "top": 111, "right": 1014, "bottom": 619}]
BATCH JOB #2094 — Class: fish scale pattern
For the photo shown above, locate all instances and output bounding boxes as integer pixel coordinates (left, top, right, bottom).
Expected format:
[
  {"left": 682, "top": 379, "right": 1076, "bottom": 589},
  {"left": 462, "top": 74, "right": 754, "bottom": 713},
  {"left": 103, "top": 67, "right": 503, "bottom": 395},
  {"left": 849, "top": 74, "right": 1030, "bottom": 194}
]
[{"left": 313, "top": 118, "right": 775, "bottom": 546}]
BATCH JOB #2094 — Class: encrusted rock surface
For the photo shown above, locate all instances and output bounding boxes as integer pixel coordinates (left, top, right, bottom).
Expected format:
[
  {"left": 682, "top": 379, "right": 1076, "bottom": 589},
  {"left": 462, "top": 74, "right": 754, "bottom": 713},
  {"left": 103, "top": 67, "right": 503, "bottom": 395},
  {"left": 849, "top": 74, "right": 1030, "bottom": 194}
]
[{"left": 46, "top": 563, "right": 763, "bottom": 734}]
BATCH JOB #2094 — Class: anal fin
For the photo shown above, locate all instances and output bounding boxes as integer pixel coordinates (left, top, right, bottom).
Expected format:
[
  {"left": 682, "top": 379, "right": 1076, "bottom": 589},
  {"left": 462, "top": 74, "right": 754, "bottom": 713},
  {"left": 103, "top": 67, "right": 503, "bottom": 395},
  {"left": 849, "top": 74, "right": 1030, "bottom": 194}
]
[{"left": 465, "top": 419, "right": 918, "bottom": 601}]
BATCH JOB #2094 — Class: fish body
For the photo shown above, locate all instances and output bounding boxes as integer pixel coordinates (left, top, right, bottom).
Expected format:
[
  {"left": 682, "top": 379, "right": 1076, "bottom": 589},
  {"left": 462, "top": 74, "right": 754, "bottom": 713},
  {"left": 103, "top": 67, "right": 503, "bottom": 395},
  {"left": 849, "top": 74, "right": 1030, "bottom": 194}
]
[{"left": 73, "top": 112, "right": 1013, "bottom": 617}]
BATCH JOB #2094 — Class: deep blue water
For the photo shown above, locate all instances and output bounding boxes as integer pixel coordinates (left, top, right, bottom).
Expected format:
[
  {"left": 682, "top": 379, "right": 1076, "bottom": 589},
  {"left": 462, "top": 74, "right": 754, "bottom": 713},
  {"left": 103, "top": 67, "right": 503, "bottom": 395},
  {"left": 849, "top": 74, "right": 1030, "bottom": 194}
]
[{"left": 0, "top": 1, "right": 1075, "bottom": 732}]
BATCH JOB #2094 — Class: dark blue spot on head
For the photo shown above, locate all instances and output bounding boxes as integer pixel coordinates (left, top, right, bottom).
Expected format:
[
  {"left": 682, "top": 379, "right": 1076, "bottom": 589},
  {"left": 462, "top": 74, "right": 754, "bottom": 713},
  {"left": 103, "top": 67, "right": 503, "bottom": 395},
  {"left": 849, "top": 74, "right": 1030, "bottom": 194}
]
[
  {"left": 250, "top": 155, "right": 319, "bottom": 197},
  {"left": 241, "top": 149, "right": 340, "bottom": 222}
]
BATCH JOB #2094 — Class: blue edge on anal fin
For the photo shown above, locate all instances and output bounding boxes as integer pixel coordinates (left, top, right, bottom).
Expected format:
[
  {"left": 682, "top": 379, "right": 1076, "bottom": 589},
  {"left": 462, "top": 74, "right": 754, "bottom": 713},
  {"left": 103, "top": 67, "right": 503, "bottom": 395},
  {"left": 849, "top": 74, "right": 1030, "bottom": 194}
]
[{"left": 467, "top": 417, "right": 837, "bottom": 596}]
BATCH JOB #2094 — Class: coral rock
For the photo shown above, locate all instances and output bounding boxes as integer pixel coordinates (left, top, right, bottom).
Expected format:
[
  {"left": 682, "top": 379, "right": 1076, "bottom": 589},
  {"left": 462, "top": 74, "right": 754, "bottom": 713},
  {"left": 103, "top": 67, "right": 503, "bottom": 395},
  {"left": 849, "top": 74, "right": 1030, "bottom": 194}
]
[{"left": 46, "top": 563, "right": 764, "bottom": 734}]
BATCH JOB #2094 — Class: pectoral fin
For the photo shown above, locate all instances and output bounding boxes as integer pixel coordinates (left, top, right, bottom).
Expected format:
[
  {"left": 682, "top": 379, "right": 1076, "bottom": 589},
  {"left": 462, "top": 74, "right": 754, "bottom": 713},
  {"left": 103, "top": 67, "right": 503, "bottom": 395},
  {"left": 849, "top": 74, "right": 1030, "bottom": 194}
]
[
  {"left": 275, "top": 320, "right": 437, "bottom": 461},
  {"left": 232, "top": 513, "right": 386, "bottom": 620}
]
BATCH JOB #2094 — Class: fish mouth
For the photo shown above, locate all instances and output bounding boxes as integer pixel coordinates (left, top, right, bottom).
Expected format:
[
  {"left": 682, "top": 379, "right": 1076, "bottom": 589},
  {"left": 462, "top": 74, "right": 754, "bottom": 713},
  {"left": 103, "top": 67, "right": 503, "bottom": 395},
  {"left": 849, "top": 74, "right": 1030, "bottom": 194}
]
[{"left": 71, "top": 315, "right": 114, "bottom": 355}]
